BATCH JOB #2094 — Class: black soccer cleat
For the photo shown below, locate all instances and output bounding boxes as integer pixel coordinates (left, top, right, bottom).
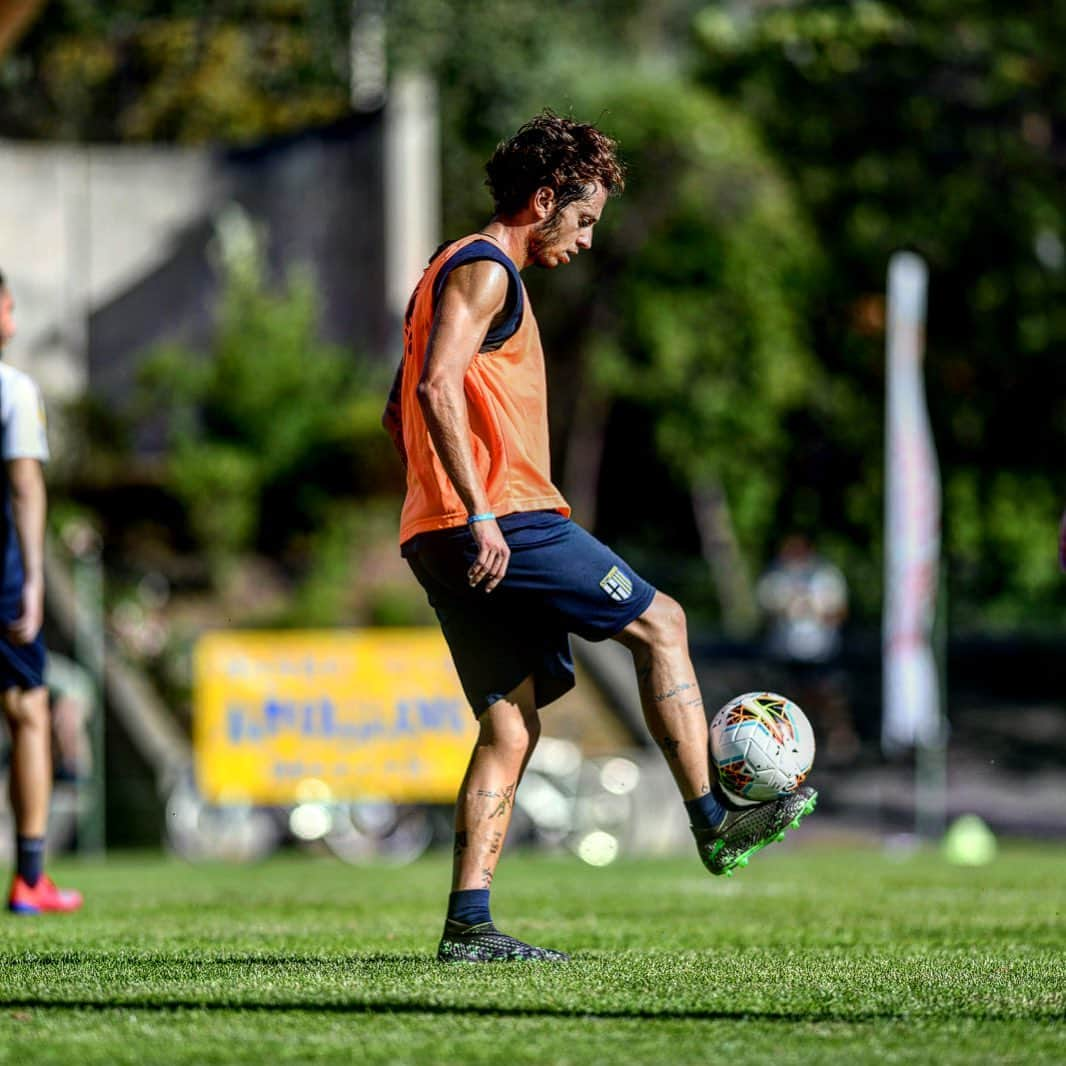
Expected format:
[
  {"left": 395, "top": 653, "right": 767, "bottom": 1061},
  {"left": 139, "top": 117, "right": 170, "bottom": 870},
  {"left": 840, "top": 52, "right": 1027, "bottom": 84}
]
[
  {"left": 692, "top": 786, "right": 818, "bottom": 877},
  {"left": 436, "top": 920, "right": 570, "bottom": 963}
]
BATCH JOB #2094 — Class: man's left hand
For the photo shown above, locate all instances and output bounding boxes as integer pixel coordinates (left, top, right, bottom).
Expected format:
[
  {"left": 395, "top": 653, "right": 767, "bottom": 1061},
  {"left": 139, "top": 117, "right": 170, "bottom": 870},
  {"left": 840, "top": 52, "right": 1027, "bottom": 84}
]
[
  {"left": 8, "top": 578, "right": 43, "bottom": 645},
  {"left": 468, "top": 519, "right": 510, "bottom": 594}
]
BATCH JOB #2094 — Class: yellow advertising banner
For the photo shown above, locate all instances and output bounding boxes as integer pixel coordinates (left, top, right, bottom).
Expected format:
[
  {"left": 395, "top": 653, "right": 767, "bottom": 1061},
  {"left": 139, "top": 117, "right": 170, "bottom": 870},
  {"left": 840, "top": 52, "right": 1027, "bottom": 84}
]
[{"left": 194, "top": 629, "right": 478, "bottom": 805}]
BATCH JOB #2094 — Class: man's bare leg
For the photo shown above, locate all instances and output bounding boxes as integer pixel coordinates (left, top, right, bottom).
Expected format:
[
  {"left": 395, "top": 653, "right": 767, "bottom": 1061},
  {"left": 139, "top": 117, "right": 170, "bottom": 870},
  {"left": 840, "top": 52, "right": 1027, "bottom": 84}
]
[
  {"left": 614, "top": 591, "right": 818, "bottom": 877},
  {"left": 4, "top": 684, "right": 82, "bottom": 912},
  {"left": 452, "top": 676, "right": 539, "bottom": 892},
  {"left": 437, "top": 675, "right": 568, "bottom": 962},
  {"left": 4, "top": 686, "right": 51, "bottom": 838},
  {"left": 613, "top": 592, "right": 711, "bottom": 800}
]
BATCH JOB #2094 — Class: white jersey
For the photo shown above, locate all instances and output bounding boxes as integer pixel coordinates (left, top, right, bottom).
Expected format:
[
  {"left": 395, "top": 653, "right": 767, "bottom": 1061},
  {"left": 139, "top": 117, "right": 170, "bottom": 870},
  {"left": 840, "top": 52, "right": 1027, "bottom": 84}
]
[{"left": 0, "top": 363, "right": 49, "bottom": 463}]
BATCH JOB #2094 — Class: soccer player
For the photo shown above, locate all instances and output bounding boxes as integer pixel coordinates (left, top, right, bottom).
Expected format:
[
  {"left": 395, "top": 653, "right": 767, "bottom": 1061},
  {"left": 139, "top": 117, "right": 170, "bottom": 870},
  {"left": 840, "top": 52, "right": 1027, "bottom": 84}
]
[
  {"left": 383, "top": 113, "right": 815, "bottom": 963},
  {"left": 0, "top": 270, "right": 82, "bottom": 914}
]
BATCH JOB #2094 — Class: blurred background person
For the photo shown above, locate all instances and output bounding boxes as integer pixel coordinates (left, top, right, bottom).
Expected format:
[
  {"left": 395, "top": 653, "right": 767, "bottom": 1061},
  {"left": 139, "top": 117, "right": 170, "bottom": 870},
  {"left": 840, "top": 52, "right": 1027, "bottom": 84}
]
[
  {"left": 45, "top": 651, "right": 94, "bottom": 784},
  {"left": 757, "top": 533, "right": 858, "bottom": 765},
  {"left": 0, "top": 270, "right": 82, "bottom": 914}
]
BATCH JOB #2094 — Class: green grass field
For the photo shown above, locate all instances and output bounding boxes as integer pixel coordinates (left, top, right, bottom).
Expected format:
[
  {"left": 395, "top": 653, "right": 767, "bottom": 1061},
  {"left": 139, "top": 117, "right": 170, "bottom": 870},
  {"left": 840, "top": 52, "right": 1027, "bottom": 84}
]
[{"left": 1, "top": 842, "right": 1064, "bottom": 1065}]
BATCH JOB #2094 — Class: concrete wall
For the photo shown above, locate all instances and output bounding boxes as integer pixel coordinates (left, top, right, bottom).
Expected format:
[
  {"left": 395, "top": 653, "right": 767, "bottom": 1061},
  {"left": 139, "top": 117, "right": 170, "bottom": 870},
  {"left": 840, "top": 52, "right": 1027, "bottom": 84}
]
[{"left": 0, "top": 110, "right": 391, "bottom": 415}]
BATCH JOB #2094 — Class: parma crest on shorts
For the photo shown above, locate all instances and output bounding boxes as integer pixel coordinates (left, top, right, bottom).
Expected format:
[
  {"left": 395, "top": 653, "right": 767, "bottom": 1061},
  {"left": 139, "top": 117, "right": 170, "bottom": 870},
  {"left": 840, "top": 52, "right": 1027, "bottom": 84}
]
[{"left": 599, "top": 565, "right": 633, "bottom": 602}]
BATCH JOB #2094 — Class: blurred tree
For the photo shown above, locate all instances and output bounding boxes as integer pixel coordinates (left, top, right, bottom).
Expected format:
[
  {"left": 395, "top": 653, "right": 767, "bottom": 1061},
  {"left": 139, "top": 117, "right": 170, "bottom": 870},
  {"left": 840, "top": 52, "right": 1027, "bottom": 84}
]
[
  {"left": 137, "top": 207, "right": 395, "bottom": 583},
  {"left": 1, "top": 0, "right": 351, "bottom": 142},
  {"left": 550, "top": 74, "right": 820, "bottom": 636},
  {"left": 693, "top": 1, "right": 1066, "bottom": 628}
]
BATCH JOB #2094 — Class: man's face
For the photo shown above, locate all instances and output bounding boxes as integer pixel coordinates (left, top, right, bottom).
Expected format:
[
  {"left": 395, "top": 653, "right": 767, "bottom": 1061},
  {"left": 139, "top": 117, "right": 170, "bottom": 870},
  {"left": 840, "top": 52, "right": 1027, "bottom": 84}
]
[
  {"left": 529, "top": 183, "right": 608, "bottom": 269},
  {"left": 0, "top": 289, "right": 14, "bottom": 348}
]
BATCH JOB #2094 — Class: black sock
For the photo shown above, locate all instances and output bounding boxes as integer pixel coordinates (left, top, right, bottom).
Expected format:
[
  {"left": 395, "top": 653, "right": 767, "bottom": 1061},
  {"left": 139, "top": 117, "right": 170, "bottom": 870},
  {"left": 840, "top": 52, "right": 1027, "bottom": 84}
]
[
  {"left": 16, "top": 836, "right": 45, "bottom": 887},
  {"left": 685, "top": 790, "right": 727, "bottom": 830},
  {"left": 447, "top": 889, "right": 492, "bottom": 928}
]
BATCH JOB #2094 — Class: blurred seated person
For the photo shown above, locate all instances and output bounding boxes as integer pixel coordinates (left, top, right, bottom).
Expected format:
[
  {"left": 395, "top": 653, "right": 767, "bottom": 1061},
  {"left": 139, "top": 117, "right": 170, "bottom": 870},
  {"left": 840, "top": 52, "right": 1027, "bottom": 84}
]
[
  {"left": 45, "top": 652, "right": 93, "bottom": 783},
  {"left": 756, "top": 534, "right": 858, "bottom": 765}
]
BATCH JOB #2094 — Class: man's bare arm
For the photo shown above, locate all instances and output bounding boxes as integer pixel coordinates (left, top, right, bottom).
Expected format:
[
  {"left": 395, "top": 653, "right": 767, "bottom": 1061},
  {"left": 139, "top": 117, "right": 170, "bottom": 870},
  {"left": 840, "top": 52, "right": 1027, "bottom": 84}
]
[
  {"left": 418, "top": 259, "right": 511, "bottom": 592},
  {"left": 6, "top": 457, "right": 46, "bottom": 645}
]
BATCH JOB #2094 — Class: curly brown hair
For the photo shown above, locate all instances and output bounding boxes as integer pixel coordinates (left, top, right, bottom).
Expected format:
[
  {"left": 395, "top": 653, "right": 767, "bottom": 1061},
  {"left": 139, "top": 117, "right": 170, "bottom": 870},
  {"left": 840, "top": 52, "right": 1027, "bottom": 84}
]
[{"left": 485, "top": 111, "right": 625, "bottom": 216}]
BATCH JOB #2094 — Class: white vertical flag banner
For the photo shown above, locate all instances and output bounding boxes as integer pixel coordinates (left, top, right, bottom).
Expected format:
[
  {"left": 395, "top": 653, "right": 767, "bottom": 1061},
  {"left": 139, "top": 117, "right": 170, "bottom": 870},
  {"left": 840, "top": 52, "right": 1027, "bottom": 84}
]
[{"left": 883, "top": 252, "right": 941, "bottom": 753}]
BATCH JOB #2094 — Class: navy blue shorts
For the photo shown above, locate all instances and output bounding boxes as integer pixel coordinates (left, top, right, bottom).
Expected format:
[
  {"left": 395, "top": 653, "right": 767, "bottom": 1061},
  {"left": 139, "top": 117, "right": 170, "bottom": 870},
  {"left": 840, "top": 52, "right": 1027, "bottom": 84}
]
[
  {"left": 403, "top": 512, "right": 656, "bottom": 715},
  {"left": 0, "top": 631, "right": 46, "bottom": 691}
]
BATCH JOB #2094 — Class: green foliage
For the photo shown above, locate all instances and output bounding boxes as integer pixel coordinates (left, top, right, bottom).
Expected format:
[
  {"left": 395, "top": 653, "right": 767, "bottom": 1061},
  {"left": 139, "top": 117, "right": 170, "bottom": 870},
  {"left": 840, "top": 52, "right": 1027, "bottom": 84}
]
[
  {"left": 947, "top": 470, "right": 1062, "bottom": 630},
  {"left": 276, "top": 499, "right": 432, "bottom": 628},
  {"left": 545, "top": 75, "right": 818, "bottom": 571},
  {"left": 138, "top": 210, "right": 395, "bottom": 579},
  {"left": 693, "top": 0, "right": 1066, "bottom": 627},
  {"left": 3, "top": 1, "right": 352, "bottom": 142},
  {"left": 572, "top": 76, "right": 818, "bottom": 557}
]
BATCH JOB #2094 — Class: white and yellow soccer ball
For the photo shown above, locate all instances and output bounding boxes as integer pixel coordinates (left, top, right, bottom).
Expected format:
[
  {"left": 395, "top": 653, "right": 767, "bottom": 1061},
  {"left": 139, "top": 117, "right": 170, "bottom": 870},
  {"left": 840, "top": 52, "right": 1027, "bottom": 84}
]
[{"left": 709, "top": 692, "right": 815, "bottom": 804}]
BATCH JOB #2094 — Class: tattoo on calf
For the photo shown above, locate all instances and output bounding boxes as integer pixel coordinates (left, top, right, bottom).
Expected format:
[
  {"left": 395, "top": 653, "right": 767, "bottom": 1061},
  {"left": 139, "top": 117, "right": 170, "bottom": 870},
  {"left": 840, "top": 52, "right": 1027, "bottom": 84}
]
[
  {"left": 488, "top": 782, "right": 516, "bottom": 819},
  {"left": 488, "top": 830, "right": 503, "bottom": 855},
  {"left": 653, "top": 681, "right": 695, "bottom": 703},
  {"left": 481, "top": 868, "right": 494, "bottom": 888},
  {"left": 660, "top": 735, "right": 680, "bottom": 760}
]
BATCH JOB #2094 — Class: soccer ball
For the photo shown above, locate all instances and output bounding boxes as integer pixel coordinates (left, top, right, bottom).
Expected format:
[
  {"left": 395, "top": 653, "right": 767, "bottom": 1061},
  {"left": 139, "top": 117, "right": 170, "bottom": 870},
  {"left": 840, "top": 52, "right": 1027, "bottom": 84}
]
[{"left": 709, "top": 692, "right": 815, "bottom": 804}]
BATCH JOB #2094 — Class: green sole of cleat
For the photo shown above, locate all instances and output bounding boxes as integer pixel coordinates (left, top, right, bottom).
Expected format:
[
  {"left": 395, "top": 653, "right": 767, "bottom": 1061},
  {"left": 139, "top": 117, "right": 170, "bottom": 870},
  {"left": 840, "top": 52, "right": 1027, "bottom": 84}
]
[{"left": 717, "top": 792, "right": 819, "bottom": 875}]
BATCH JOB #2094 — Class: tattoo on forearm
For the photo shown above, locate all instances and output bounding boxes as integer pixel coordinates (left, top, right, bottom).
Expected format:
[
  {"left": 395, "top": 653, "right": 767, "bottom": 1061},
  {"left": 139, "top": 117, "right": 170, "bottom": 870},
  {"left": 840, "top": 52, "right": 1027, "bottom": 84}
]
[
  {"left": 488, "top": 830, "right": 503, "bottom": 855},
  {"left": 660, "top": 735, "right": 680, "bottom": 760},
  {"left": 654, "top": 681, "right": 695, "bottom": 703},
  {"left": 488, "top": 782, "right": 516, "bottom": 819},
  {"left": 481, "top": 868, "right": 494, "bottom": 888},
  {"left": 453, "top": 830, "right": 468, "bottom": 857}
]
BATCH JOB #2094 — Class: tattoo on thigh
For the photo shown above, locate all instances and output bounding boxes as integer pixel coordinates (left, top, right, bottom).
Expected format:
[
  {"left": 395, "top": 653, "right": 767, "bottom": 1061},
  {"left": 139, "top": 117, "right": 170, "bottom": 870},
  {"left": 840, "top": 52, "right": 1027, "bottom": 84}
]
[
  {"left": 488, "top": 782, "right": 516, "bottom": 819},
  {"left": 660, "top": 735, "right": 680, "bottom": 760},
  {"left": 453, "top": 830, "right": 468, "bottom": 857}
]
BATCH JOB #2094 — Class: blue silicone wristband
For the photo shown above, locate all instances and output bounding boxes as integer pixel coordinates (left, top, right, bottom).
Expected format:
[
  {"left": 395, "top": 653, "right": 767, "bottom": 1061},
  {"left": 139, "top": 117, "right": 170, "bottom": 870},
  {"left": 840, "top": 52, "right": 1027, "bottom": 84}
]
[{"left": 467, "top": 512, "right": 496, "bottom": 524}]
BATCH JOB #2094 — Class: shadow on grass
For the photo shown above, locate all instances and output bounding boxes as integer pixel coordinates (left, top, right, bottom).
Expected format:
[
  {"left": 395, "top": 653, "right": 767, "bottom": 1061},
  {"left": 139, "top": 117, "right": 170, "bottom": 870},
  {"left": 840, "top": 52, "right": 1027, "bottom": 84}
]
[
  {"left": 4, "top": 955, "right": 1063, "bottom": 1023},
  {"left": 0, "top": 998, "right": 934, "bottom": 1022},
  {"left": 1, "top": 997, "right": 1061, "bottom": 1024}
]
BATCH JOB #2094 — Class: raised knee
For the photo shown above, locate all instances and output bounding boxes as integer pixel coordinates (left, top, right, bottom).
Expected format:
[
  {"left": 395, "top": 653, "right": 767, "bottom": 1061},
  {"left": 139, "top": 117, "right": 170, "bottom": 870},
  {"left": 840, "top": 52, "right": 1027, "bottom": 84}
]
[
  {"left": 3, "top": 689, "right": 49, "bottom": 730},
  {"left": 644, "top": 593, "right": 688, "bottom": 649}
]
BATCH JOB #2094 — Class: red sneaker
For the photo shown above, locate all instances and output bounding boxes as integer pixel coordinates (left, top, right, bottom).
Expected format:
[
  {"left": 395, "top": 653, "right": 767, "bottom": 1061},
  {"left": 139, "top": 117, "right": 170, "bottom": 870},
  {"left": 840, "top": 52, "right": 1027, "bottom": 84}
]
[{"left": 8, "top": 875, "right": 83, "bottom": 914}]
